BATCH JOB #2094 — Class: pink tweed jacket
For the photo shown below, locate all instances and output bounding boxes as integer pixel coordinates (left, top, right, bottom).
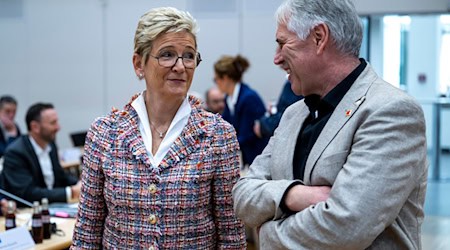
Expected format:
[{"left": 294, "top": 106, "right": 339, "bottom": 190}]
[{"left": 71, "top": 95, "right": 246, "bottom": 249}]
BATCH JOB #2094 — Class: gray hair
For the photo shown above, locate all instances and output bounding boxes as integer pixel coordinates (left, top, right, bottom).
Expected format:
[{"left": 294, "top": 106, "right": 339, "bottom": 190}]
[
  {"left": 275, "top": 0, "right": 362, "bottom": 57},
  {"left": 134, "top": 7, "right": 199, "bottom": 65}
]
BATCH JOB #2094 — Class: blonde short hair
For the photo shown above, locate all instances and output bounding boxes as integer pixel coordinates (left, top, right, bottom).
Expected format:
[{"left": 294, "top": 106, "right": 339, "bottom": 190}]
[{"left": 134, "top": 7, "right": 199, "bottom": 65}]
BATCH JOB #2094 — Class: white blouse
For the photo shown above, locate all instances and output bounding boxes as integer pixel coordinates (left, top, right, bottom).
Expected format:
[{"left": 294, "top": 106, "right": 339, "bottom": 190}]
[{"left": 131, "top": 92, "right": 191, "bottom": 166}]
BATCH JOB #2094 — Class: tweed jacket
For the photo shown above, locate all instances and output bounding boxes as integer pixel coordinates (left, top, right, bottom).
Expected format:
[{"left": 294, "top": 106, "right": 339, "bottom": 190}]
[
  {"left": 233, "top": 64, "right": 428, "bottom": 249},
  {"left": 71, "top": 95, "right": 246, "bottom": 249}
]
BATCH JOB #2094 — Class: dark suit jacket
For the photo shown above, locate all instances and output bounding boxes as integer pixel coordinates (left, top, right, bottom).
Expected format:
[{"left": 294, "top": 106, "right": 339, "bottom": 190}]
[
  {"left": 222, "top": 83, "right": 269, "bottom": 165},
  {"left": 258, "top": 81, "right": 303, "bottom": 138},
  {"left": 0, "top": 123, "right": 21, "bottom": 158},
  {"left": 1, "top": 135, "right": 77, "bottom": 204}
]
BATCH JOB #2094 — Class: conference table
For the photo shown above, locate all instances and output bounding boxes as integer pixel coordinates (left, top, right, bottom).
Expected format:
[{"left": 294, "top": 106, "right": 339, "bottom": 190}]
[{"left": 0, "top": 208, "right": 76, "bottom": 250}]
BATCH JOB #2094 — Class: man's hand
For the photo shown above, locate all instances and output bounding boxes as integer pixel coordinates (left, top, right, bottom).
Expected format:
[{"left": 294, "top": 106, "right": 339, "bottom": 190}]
[
  {"left": 0, "top": 114, "right": 16, "bottom": 132},
  {"left": 71, "top": 181, "right": 82, "bottom": 201},
  {"left": 253, "top": 120, "right": 262, "bottom": 138},
  {"left": 1, "top": 198, "right": 15, "bottom": 215},
  {"left": 285, "top": 185, "right": 331, "bottom": 212}
]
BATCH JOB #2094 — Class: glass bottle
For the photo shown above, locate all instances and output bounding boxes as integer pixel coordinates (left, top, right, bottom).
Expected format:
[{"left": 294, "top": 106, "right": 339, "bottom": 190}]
[
  {"left": 5, "top": 200, "right": 16, "bottom": 230},
  {"left": 32, "top": 201, "right": 43, "bottom": 243},
  {"left": 41, "top": 198, "right": 51, "bottom": 239}
]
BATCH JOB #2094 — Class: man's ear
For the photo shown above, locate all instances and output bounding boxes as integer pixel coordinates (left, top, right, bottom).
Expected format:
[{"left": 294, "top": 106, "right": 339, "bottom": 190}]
[
  {"left": 132, "top": 53, "right": 144, "bottom": 79},
  {"left": 30, "top": 120, "right": 39, "bottom": 133},
  {"left": 312, "top": 23, "right": 330, "bottom": 55}
]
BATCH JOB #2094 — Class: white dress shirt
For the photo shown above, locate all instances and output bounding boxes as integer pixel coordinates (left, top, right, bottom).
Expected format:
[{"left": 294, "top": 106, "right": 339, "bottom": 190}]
[
  {"left": 226, "top": 83, "right": 241, "bottom": 115},
  {"left": 131, "top": 92, "right": 191, "bottom": 166},
  {"left": 29, "top": 136, "right": 54, "bottom": 189},
  {"left": 29, "top": 136, "right": 73, "bottom": 201}
]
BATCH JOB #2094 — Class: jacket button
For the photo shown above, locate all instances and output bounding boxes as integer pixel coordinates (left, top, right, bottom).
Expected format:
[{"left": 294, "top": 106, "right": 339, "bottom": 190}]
[
  {"left": 149, "top": 184, "right": 157, "bottom": 194},
  {"left": 149, "top": 214, "right": 157, "bottom": 224}
]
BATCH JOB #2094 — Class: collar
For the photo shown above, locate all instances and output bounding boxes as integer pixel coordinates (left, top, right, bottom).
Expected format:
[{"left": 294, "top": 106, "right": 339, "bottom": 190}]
[
  {"left": 29, "top": 135, "right": 51, "bottom": 155},
  {"left": 323, "top": 58, "right": 367, "bottom": 109},
  {"left": 131, "top": 91, "right": 192, "bottom": 138},
  {"left": 226, "top": 83, "right": 241, "bottom": 109},
  {"left": 304, "top": 58, "right": 367, "bottom": 117}
]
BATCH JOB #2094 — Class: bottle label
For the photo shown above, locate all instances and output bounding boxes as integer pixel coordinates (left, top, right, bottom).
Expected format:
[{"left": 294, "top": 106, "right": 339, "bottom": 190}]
[
  {"left": 32, "top": 218, "right": 43, "bottom": 227},
  {"left": 5, "top": 219, "right": 15, "bottom": 227},
  {"left": 42, "top": 215, "right": 51, "bottom": 223}
]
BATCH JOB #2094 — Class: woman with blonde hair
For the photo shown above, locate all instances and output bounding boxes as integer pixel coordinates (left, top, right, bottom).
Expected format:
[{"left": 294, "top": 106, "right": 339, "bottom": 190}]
[{"left": 71, "top": 7, "right": 246, "bottom": 249}]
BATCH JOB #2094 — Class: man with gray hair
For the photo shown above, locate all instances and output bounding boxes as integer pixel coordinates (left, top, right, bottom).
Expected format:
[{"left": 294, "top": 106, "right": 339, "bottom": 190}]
[{"left": 233, "top": 0, "right": 428, "bottom": 249}]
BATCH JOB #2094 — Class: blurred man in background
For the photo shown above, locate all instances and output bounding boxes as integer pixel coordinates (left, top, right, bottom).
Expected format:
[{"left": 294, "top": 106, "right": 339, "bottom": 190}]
[
  {"left": 0, "top": 95, "right": 21, "bottom": 158},
  {"left": 204, "top": 86, "right": 225, "bottom": 114},
  {"left": 2, "top": 102, "right": 80, "bottom": 204}
]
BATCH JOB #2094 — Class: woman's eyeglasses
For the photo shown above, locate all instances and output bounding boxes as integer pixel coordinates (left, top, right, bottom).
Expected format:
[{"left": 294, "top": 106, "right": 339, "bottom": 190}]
[{"left": 150, "top": 50, "right": 202, "bottom": 69}]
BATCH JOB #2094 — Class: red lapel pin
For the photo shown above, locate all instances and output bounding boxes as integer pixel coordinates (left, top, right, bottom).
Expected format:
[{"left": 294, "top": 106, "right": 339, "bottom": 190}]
[{"left": 345, "top": 109, "right": 352, "bottom": 117}]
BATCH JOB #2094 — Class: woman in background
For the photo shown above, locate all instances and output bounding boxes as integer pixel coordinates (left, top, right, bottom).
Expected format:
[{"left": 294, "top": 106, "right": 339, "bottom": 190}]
[
  {"left": 72, "top": 7, "right": 245, "bottom": 249},
  {"left": 214, "top": 55, "right": 269, "bottom": 166}
]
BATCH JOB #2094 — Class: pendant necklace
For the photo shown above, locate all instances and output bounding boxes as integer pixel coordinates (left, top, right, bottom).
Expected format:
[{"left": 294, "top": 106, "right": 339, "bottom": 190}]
[{"left": 150, "top": 121, "right": 168, "bottom": 138}]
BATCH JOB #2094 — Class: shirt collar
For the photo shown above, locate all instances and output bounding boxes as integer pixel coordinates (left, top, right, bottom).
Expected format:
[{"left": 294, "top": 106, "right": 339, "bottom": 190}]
[
  {"left": 323, "top": 58, "right": 367, "bottom": 108},
  {"left": 131, "top": 92, "right": 191, "bottom": 133},
  {"left": 131, "top": 91, "right": 191, "bottom": 166},
  {"left": 227, "top": 83, "right": 241, "bottom": 106},
  {"left": 29, "top": 135, "right": 51, "bottom": 155},
  {"left": 304, "top": 58, "right": 367, "bottom": 116},
  {"left": 231, "top": 83, "right": 241, "bottom": 106}
]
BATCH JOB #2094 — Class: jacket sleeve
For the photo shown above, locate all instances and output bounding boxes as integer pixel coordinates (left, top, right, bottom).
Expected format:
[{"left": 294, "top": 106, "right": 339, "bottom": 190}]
[
  {"left": 71, "top": 117, "right": 111, "bottom": 249},
  {"left": 212, "top": 119, "right": 247, "bottom": 249},
  {"left": 232, "top": 133, "right": 300, "bottom": 228},
  {"left": 236, "top": 93, "right": 266, "bottom": 146}
]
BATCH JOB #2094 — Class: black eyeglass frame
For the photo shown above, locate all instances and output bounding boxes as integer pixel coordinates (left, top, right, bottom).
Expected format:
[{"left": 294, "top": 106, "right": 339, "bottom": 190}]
[{"left": 149, "top": 52, "right": 202, "bottom": 69}]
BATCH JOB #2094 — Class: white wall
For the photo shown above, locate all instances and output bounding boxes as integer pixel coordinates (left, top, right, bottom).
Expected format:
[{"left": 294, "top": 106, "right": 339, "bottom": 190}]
[{"left": 354, "top": 0, "right": 450, "bottom": 15}]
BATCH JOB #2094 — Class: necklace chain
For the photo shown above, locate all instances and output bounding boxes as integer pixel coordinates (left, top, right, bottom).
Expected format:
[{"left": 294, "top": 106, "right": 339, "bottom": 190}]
[{"left": 149, "top": 121, "right": 168, "bottom": 138}]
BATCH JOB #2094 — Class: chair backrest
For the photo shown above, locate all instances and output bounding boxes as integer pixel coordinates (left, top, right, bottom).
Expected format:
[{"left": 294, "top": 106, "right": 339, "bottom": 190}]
[{"left": 70, "top": 131, "right": 87, "bottom": 147}]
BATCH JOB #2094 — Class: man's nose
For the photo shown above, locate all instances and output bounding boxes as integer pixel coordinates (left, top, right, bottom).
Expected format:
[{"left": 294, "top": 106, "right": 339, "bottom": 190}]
[{"left": 274, "top": 50, "right": 283, "bottom": 65}]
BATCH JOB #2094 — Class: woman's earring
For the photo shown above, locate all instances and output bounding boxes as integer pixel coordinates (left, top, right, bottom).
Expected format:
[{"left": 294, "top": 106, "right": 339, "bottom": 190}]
[{"left": 138, "top": 73, "right": 144, "bottom": 79}]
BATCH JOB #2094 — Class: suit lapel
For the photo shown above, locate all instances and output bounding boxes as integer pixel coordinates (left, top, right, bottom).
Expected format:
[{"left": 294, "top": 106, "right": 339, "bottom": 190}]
[
  {"left": 116, "top": 104, "right": 152, "bottom": 167},
  {"left": 303, "top": 65, "right": 377, "bottom": 184},
  {"left": 283, "top": 102, "right": 309, "bottom": 180},
  {"left": 24, "top": 136, "right": 46, "bottom": 187},
  {"left": 159, "top": 97, "right": 207, "bottom": 171}
]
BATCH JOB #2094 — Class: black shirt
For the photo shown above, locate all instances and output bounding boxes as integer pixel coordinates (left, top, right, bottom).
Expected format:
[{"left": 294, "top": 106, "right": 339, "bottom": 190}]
[{"left": 293, "top": 58, "right": 367, "bottom": 180}]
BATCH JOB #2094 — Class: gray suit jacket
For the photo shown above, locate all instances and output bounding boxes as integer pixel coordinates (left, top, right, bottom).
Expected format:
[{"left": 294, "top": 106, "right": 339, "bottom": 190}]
[{"left": 233, "top": 64, "right": 428, "bottom": 250}]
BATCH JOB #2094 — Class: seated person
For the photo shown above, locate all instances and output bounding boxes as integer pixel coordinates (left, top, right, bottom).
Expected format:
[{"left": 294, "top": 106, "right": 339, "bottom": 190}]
[
  {"left": 1, "top": 103, "right": 80, "bottom": 204},
  {"left": 0, "top": 95, "right": 21, "bottom": 158}
]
